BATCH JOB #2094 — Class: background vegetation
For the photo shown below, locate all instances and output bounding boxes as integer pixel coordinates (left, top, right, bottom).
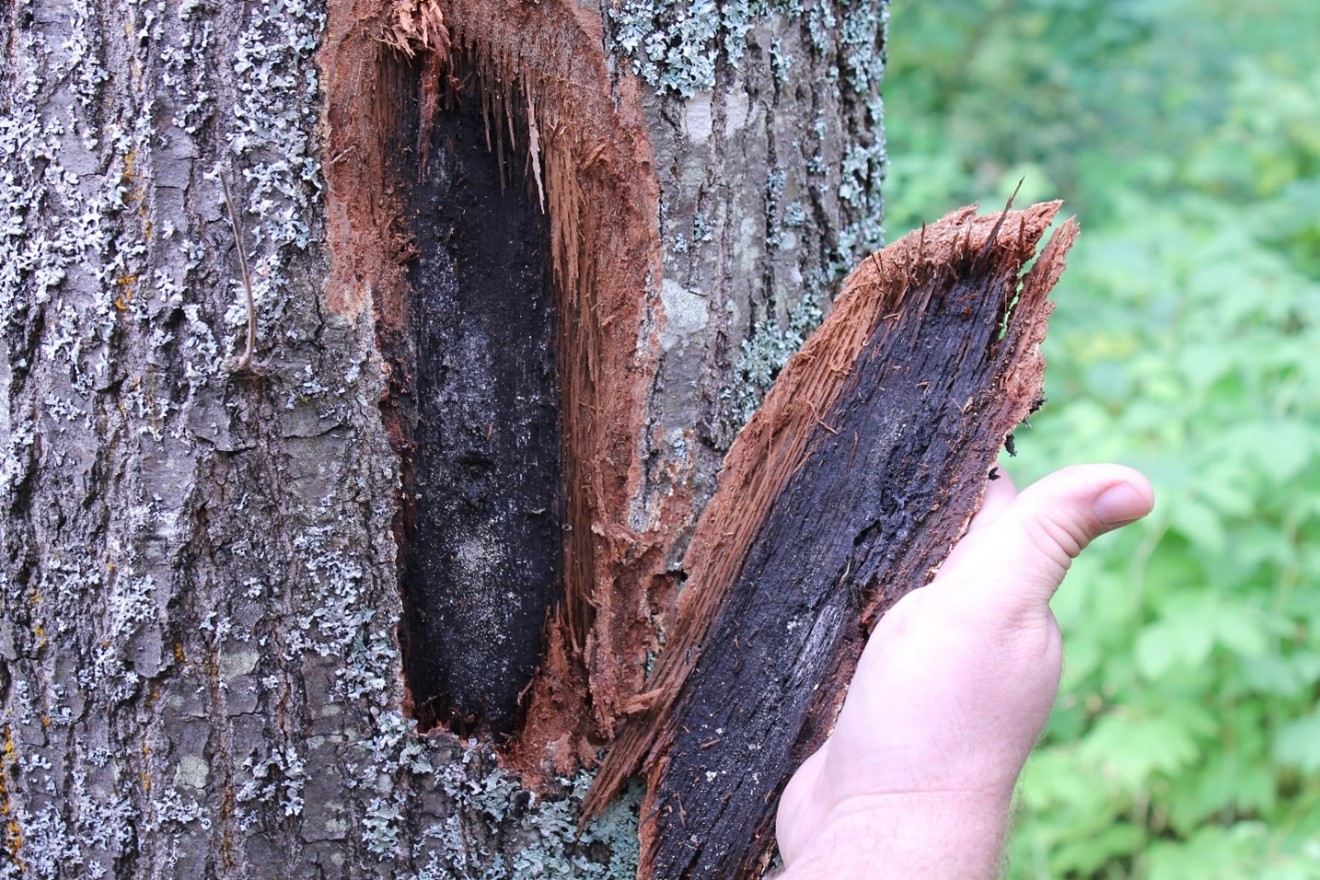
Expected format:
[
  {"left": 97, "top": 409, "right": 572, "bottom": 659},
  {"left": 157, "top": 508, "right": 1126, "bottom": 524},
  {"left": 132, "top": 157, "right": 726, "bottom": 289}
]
[{"left": 883, "top": 1, "right": 1320, "bottom": 876}]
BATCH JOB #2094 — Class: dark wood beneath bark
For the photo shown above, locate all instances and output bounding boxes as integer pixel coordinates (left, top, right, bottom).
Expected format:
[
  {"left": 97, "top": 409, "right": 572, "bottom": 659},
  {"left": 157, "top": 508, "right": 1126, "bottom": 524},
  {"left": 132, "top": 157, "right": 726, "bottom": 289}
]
[
  {"left": 586, "top": 203, "right": 1078, "bottom": 878},
  {"left": 398, "top": 73, "right": 562, "bottom": 738}
]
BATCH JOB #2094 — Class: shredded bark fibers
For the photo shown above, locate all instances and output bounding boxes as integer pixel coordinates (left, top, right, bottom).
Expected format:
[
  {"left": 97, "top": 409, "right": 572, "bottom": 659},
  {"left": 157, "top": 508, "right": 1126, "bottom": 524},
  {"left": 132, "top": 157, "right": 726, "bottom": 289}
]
[
  {"left": 323, "top": 0, "right": 688, "bottom": 770},
  {"left": 583, "top": 203, "right": 1079, "bottom": 878}
]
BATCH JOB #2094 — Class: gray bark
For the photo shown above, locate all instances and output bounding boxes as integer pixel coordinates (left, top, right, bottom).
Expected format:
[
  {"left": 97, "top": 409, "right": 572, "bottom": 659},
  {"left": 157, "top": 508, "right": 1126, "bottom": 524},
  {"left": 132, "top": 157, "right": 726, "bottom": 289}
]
[{"left": 0, "top": 0, "right": 886, "bottom": 876}]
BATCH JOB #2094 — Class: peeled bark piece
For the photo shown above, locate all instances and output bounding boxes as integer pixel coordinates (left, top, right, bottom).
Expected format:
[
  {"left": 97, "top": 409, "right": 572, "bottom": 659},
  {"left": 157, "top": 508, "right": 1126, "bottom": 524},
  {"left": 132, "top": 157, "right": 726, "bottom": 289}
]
[{"left": 584, "top": 202, "right": 1079, "bottom": 878}]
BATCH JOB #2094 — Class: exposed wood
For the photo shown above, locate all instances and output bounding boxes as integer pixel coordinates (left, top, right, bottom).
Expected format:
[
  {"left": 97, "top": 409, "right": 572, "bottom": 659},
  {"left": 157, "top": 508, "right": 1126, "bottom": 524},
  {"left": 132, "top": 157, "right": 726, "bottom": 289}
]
[
  {"left": 395, "top": 54, "right": 563, "bottom": 736},
  {"left": 435, "top": 1, "right": 673, "bottom": 768},
  {"left": 324, "top": 0, "right": 678, "bottom": 761},
  {"left": 361, "top": 0, "right": 689, "bottom": 768},
  {"left": 585, "top": 203, "right": 1079, "bottom": 879}
]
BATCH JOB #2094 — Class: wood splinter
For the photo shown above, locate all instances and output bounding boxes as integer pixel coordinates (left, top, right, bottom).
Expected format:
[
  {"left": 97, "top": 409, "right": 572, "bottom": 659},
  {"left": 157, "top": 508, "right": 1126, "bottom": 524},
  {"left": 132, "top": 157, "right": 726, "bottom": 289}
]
[{"left": 584, "top": 201, "right": 1080, "bottom": 879}]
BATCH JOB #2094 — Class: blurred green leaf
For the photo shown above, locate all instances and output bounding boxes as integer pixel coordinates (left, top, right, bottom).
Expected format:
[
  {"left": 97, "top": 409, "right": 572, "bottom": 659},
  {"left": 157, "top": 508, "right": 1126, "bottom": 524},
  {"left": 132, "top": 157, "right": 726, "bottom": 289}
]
[
  {"left": 1077, "top": 708, "right": 1216, "bottom": 786},
  {"left": 1240, "top": 652, "right": 1320, "bottom": 699},
  {"left": 1053, "top": 823, "right": 1146, "bottom": 876},
  {"left": 1167, "top": 498, "right": 1225, "bottom": 555},
  {"left": 1222, "top": 421, "right": 1315, "bottom": 485},
  {"left": 1275, "top": 707, "right": 1320, "bottom": 772},
  {"left": 886, "top": 0, "right": 1320, "bottom": 874}
]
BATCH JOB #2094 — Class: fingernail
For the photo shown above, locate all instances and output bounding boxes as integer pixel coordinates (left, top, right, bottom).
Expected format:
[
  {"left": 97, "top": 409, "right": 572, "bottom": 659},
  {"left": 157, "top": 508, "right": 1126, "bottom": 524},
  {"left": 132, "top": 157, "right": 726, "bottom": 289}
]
[{"left": 1093, "top": 482, "right": 1149, "bottom": 527}]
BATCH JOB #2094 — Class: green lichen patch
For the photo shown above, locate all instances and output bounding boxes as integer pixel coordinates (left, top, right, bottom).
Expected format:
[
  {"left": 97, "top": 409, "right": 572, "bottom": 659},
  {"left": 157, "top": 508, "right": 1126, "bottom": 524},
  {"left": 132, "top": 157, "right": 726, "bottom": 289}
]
[
  {"left": 728, "top": 293, "right": 824, "bottom": 426},
  {"left": 608, "top": 0, "right": 811, "bottom": 97},
  {"left": 414, "top": 747, "right": 642, "bottom": 880}
]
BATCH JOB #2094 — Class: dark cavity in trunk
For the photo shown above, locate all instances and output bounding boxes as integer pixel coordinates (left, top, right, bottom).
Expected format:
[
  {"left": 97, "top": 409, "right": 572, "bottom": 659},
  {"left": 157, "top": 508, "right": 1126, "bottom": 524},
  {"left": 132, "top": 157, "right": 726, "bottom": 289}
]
[{"left": 397, "top": 74, "right": 562, "bottom": 738}]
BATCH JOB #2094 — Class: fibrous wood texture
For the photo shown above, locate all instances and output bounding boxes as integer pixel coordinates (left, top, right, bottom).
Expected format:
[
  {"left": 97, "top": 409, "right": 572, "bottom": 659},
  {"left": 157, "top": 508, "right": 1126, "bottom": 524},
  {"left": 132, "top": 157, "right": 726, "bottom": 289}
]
[
  {"left": 586, "top": 203, "right": 1079, "bottom": 879},
  {"left": 359, "top": 0, "right": 678, "bottom": 764}
]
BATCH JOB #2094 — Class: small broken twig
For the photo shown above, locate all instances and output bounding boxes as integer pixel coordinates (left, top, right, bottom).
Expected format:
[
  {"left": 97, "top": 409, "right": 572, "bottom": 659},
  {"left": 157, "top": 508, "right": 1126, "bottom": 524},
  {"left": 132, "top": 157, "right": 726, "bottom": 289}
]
[{"left": 220, "top": 175, "right": 256, "bottom": 371}]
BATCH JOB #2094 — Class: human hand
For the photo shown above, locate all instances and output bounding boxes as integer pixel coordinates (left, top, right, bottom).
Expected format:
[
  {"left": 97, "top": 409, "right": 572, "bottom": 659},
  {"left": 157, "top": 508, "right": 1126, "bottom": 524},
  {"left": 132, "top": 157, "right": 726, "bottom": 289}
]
[{"left": 775, "top": 464, "right": 1155, "bottom": 878}]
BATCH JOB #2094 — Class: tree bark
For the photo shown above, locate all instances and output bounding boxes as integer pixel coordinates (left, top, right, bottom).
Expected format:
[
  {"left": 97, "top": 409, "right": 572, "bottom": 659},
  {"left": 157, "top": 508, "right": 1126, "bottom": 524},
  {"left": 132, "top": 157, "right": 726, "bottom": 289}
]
[{"left": 0, "top": 0, "right": 887, "bottom": 877}]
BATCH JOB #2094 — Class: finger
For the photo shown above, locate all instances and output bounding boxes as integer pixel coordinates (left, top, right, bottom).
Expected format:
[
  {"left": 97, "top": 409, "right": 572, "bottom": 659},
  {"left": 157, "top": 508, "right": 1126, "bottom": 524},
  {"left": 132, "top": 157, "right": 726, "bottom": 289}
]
[
  {"left": 941, "top": 469, "right": 1019, "bottom": 571},
  {"left": 968, "top": 467, "right": 1018, "bottom": 534},
  {"left": 775, "top": 744, "right": 829, "bottom": 863},
  {"left": 941, "top": 464, "right": 1154, "bottom": 617}
]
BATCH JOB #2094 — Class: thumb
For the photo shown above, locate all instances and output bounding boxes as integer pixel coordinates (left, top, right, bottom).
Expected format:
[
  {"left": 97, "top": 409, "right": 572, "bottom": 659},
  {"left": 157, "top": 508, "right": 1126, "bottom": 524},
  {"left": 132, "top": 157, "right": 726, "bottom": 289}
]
[{"left": 939, "top": 464, "right": 1154, "bottom": 617}]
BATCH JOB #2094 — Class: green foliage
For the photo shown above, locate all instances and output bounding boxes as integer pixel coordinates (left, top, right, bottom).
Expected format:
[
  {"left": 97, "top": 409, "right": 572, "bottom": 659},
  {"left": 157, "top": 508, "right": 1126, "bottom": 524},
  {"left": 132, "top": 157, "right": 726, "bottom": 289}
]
[{"left": 886, "top": 1, "right": 1320, "bottom": 876}]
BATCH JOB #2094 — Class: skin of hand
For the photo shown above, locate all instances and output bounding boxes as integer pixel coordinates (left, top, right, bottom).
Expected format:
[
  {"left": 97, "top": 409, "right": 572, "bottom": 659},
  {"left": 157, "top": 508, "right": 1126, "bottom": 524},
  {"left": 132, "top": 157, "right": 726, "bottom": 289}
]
[{"left": 775, "top": 464, "right": 1155, "bottom": 878}]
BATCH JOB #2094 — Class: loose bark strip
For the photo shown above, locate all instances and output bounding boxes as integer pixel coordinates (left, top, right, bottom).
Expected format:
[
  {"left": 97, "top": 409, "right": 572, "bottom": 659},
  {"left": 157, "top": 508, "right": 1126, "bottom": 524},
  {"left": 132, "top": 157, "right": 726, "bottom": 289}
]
[{"left": 584, "top": 203, "right": 1079, "bottom": 878}]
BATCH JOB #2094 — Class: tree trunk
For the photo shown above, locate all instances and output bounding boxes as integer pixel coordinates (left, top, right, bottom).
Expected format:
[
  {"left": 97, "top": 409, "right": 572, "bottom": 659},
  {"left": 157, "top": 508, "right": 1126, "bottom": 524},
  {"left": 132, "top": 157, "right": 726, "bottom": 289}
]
[{"left": 0, "top": 0, "right": 887, "bottom": 877}]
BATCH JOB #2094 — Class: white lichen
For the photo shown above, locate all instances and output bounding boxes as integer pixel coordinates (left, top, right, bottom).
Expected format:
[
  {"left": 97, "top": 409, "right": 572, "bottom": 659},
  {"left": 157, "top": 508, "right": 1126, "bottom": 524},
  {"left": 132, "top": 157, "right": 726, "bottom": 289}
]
[
  {"left": 728, "top": 293, "right": 824, "bottom": 425},
  {"left": 414, "top": 747, "right": 643, "bottom": 879}
]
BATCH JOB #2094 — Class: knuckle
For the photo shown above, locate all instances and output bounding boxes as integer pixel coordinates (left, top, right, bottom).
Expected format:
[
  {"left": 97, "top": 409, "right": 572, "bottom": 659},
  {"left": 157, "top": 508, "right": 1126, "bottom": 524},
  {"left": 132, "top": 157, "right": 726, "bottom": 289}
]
[{"left": 1023, "top": 507, "right": 1091, "bottom": 565}]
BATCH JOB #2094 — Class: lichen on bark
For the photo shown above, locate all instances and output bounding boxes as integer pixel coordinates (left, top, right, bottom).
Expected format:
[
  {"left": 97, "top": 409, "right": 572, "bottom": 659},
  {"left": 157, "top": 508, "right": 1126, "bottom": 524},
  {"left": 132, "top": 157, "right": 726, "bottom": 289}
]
[{"left": 634, "top": 0, "right": 889, "bottom": 467}]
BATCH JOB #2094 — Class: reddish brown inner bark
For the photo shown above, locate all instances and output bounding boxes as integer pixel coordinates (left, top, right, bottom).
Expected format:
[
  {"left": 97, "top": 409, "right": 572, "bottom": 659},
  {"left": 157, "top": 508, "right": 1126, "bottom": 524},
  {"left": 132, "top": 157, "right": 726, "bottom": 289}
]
[{"left": 321, "top": 0, "right": 687, "bottom": 773}]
